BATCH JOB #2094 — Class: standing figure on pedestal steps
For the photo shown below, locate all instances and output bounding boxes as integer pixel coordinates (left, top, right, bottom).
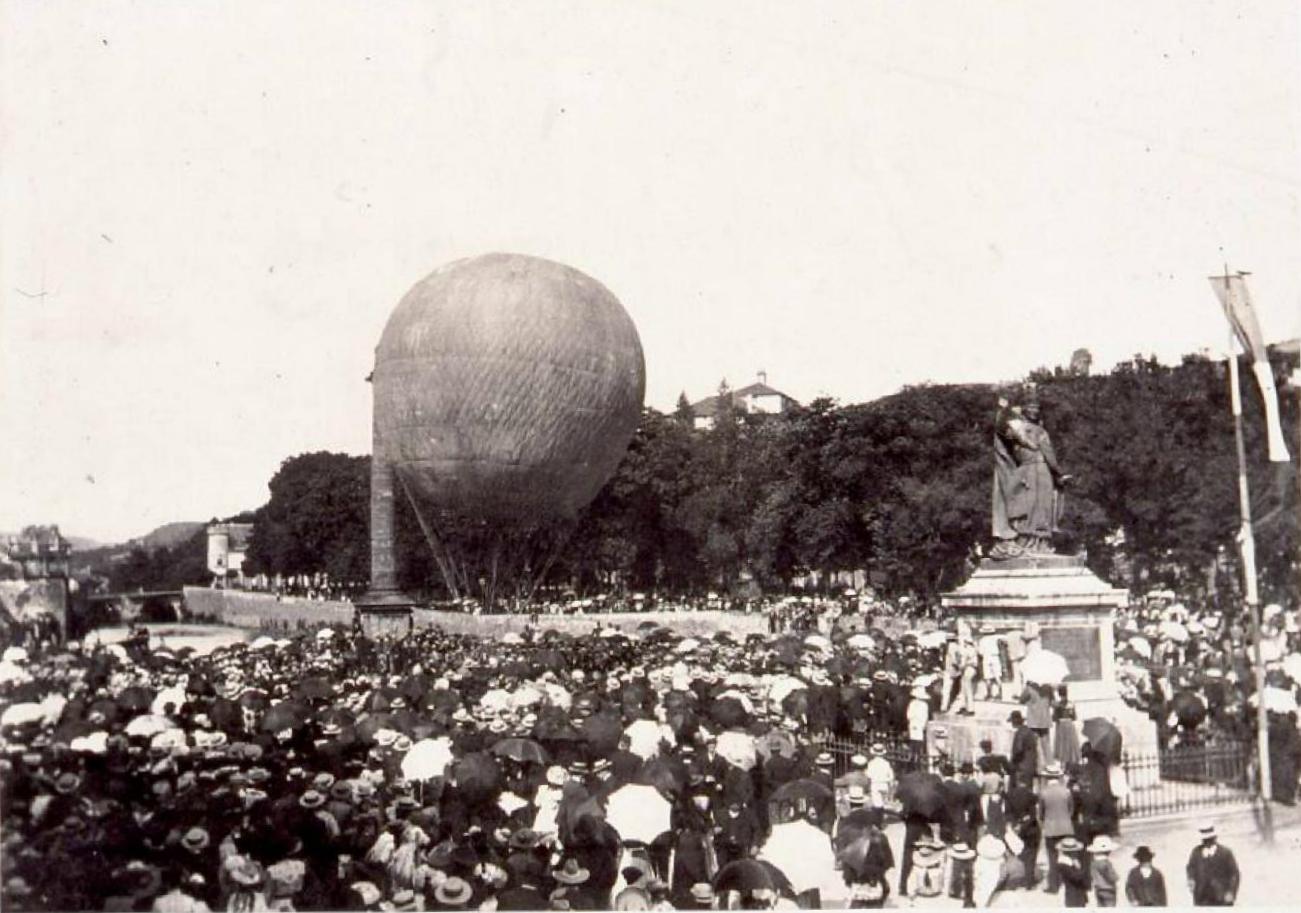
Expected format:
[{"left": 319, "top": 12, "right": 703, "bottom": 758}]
[{"left": 942, "top": 624, "right": 979, "bottom": 716}]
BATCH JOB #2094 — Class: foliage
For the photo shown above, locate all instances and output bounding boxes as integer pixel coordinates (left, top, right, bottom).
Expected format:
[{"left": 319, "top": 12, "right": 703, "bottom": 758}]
[
  {"left": 243, "top": 452, "right": 370, "bottom": 584},
  {"left": 120, "top": 351, "right": 1298, "bottom": 606}
]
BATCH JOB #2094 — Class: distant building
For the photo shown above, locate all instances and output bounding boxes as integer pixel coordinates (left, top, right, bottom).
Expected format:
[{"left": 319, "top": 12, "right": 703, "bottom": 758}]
[
  {"left": 0, "top": 525, "right": 71, "bottom": 640},
  {"left": 690, "top": 372, "right": 799, "bottom": 430},
  {"left": 1, "top": 525, "right": 71, "bottom": 580},
  {"left": 207, "top": 522, "right": 253, "bottom": 583}
]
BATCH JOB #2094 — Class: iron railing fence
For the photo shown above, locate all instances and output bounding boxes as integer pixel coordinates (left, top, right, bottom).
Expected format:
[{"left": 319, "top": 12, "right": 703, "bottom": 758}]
[{"left": 812, "top": 731, "right": 1256, "bottom": 820}]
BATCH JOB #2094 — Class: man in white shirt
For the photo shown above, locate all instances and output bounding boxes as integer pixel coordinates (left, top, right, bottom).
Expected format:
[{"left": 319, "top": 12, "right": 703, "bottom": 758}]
[
  {"left": 866, "top": 743, "right": 896, "bottom": 810},
  {"left": 906, "top": 685, "right": 930, "bottom": 753}
]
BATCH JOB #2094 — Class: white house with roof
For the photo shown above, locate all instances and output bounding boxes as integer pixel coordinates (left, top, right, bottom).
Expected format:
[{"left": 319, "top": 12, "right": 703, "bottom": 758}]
[{"left": 689, "top": 372, "right": 799, "bottom": 430}]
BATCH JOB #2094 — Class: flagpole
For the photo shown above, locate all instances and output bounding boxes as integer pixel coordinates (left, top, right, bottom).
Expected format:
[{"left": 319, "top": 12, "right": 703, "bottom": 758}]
[{"left": 1226, "top": 323, "right": 1274, "bottom": 839}]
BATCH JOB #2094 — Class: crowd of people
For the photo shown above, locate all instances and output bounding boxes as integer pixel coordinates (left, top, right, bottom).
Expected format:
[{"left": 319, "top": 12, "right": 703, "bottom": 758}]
[{"left": 0, "top": 585, "right": 1294, "bottom": 911}]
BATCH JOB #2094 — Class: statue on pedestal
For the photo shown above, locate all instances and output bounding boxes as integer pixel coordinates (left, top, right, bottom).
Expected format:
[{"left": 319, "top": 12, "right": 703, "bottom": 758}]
[{"left": 990, "top": 395, "right": 1072, "bottom": 560}]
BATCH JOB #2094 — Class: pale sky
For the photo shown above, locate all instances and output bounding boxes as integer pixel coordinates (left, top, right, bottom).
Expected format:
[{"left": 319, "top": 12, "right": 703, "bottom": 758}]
[{"left": 3, "top": 1, "right": 1299, "bottom": 544}]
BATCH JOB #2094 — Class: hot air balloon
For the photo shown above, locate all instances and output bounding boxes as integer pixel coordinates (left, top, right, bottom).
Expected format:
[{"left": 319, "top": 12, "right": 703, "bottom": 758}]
[{"left": 362, "top": 253, "right": 645, "bottom": 608}]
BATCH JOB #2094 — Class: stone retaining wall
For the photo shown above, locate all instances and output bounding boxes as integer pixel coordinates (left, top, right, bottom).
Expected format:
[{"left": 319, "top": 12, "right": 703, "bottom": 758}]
[{"left": 183, "top": 587, "right": 769, "bottom": 638}]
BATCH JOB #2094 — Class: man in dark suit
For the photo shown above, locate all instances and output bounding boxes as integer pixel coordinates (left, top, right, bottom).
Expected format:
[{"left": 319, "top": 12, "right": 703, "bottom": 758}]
[
  {"left": 975, "top": 739, "right": 1012, "bottom": 782},
  {"left": 1009, "top": 711, "right": 1039, "bottom": 789},
  {"left": 955, "top": 761, "right": 984, "bottom": 842},
  {"left": 1185, "top": 822, "right": 1239, "bottom": 906},
  {"left": 938, "top": 763, "right": 965, "bottom": 846}
]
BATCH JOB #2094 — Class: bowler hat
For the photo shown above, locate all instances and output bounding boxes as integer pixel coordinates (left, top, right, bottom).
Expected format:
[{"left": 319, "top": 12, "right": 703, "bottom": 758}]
[{"left": 1133, "top": 846, "right": 1155, "bottom": 863}]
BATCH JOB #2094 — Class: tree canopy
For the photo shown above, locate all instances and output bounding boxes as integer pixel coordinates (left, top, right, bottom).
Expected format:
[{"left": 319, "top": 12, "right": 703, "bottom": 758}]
[{"left": 193, "top": 350, "right": 1300, "bottom": 606}]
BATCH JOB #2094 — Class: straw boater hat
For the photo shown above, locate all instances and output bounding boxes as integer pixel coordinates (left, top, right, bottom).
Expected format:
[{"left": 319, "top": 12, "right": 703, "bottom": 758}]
[
  {"left": 914, "top": 842, "right": 943, "bottom": 868},
  {"left": 433, "top": 878, "right": 473, "bottom": 907},
  {"left": 815, "top": 751, "right": 834, "bottom": 767},
  {"left": 181, "top": 827, "right": 210, "bottom": 852},
  {"left": 389, "top": 888, "right": 419, "bottom": 911},
  {"left": 1043, "top": 761, "right": 1063, "bottom": 778},
  {"left": 1058, "top": 837, "right": 1084, "bottom": 853},
  {"left": 847, "top": 785, "right": 867, "bottom": 807},
  {"left": 312, "top": 772, "right": 336, "bottom": 791},
  {"left": 690, "top": 883, "right": 715, "bottom": 904},
  {"left": 870, "top": 742, "right": 887, "bottom": 756},
  {"left": 1088, "top": 836, "right": 1115, "bottom": 855},
  {"left": 553, "top": 859, "right": 590, "bottom": 885},
  {"left": 299, "top": 790, "right": 326, "bottom": 810},
  {"left": 351, "top": 882, "right": 382, "bottom": 906},
  {"left": 1198, "top": 821, "right": 1217, "bottom": 838},
  {"left": 850, "top": 753, "right": 868, "bottom": 768},
  {"left": 948, "top": 842, "right": 975, "bottom": 861}
]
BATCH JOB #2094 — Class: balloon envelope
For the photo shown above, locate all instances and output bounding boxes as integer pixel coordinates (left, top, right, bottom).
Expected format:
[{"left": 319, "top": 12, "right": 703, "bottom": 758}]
[{"left": 373, "top": 253, "right": 645, "bottom": 525}]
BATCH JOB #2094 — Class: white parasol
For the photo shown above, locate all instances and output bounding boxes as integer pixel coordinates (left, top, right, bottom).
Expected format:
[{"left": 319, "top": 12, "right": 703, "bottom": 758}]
[
  {"left": 151, "top": 686, "right": 187, "bottom": 716},
  {"left": 1126, "top": 636, "right": 1152, "bottom": 659},
  {"left": 758, "top": 820, "right": 839, "bottom": 894},
  {"left": 125, "top": 714, "right": 178, "bottom": 737},
  {"left": 401, "top": 736, "right": 455, "bottom": 781},
  {"left": 0, "top": 703, "right": 45, "bottom": 728},
  {"left": 1020, "top": 649, "right": 1071, "bottom": 686},
  {"left": 1160, "top": 620, "right": 1189, "bottom": 643},
  {"left": 623, "top": 719, "right": 673, "bottom": 761},
  {"left": 605, "top": 783, "right": 672, "bottom": 843},
  {"left": 1283, "top": 653, "right": 1301, "bottom": 684},
  {"left": 767, "top": 676, "right": 807, "bottom": 706},
  {"left": 715, "top": 730, "right": 758, "bottom": 771}
]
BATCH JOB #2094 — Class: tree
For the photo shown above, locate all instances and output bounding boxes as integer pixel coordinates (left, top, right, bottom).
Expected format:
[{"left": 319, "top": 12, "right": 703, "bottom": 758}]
[
  {"left": 674, "top": 391, "right": 694, "bottom": 425},
  {"left": 244, "top": 452, "right": 370, "bottom": 584}
]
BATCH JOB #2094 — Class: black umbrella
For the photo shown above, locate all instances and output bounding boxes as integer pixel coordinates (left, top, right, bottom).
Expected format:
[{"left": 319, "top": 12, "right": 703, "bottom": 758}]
[
  {"left": 208, "top": 697, "right": 241, "bottom": 730},
  {"left": 491, "top": 738, "right": 548, "bottom": 765},
  {"left": 636, "top": 757, "right": 687, "bottom": 795},
  {"left": 451, "top": 752, "right": 503, "bottom": 806},
  {"left": 581, "top": 711, "right": 623, "bottom": 753},
  {"left": 260, "top": 701, "right": 310, "bottom": 733},
  {"left": 769, "top": 778, "right": 833, "bottom": 806},
  {"left": 293, "top": 677, "right": 333, "bottom": 702},
  {"left": 714, "top": 859, "right": 795, "bottom": 897},
  {"left": 1082, "top": 717, "right": 1123, "bottom": 764},
  {"left": 1172, "top": 690, "right": 1207, "bottom": 728},
  {"left": 118, "top": 686, "right": 154, "bottom": 713},
  {"left": 896, "top": 770, "right": 945, "bottom": 820},
  {"left": 710, "top": 697, "right": 749, "bottom": 729}
]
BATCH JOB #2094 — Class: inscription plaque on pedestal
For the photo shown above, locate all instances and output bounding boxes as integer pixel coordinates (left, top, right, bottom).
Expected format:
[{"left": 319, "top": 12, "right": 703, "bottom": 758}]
[{"left": 1040, "top": 625, "right": 1103, "bottom": 682}]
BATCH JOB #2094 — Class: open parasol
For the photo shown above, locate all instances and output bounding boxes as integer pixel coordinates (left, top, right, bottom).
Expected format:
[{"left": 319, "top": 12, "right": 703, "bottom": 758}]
[
  {"left": 490, "top": 737, "right": 548, "bottom": 765},
  {"left": 895, "top": 769, "right": 945, "bottom": 820},
  {"left": 401, "top": 736, "right": 455, "bottom": 781},
  {"left": 714, "top": 859, "right": 795, "bottom": 898},
  {"left": 1021, "top": 649, "right": 1071, "bottom": 686},
  {"left": 1082, "top": 717, "right": 1123, "bottom": 763},
  {"left": 604, "top": 783, "right": 672, "bottom": 843}
]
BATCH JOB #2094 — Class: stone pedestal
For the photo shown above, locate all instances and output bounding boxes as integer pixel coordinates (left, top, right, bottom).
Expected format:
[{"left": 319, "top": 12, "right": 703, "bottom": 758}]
[
  {"left": 926, "top": 555, "right": 1158, "bottom": 760},
  {"left": 353, "top": 589, "right": 415, "bottom": 639}
]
